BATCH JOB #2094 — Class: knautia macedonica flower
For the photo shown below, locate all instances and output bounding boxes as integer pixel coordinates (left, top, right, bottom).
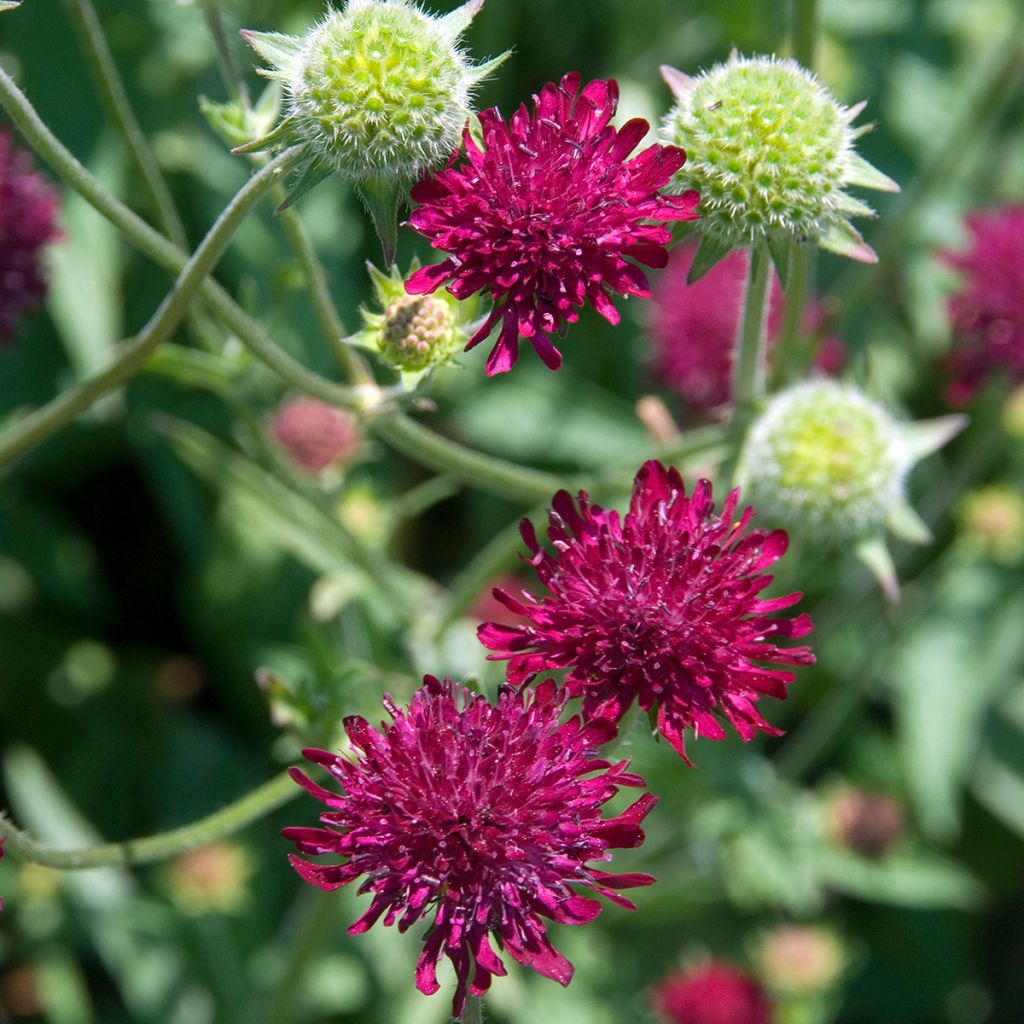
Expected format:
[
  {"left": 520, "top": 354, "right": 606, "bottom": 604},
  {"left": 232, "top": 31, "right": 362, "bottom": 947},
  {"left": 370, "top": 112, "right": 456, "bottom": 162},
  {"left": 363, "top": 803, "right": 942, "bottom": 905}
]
[
  {"left": 283, "top": 676, "right": 656, "bottom": 1017},
  {"left": 239, "top": 0, "right": 508, "bottom": 261},
  {"left": 405, "top": 73, "right": 701, "bottom": 375},
  {"left": 0, "top": 129, "right": 59, "bottom": 340},
  {"left": 349, "top": 259, "right": 480, "bottom": 388},
  {"left": 660, "top": 54, "right": 898, "bottom": 283},
  {"left": 736, "top": 381, "right": 964, "bottom": 597},
  {"left": 478, "top": 461, "right": 814, "bottom": 763},
  {"left": 943, "top": 205, "right": 1024, "bottom": 404},
  {"left": 269, "top": 396, "right": 361, "bottom": 474},
  {"left": 650, "top": 243, "right": 844, "bottom": 414},
  {"left": 652, "top": 960, "right": 773, "bottom": 1024}
]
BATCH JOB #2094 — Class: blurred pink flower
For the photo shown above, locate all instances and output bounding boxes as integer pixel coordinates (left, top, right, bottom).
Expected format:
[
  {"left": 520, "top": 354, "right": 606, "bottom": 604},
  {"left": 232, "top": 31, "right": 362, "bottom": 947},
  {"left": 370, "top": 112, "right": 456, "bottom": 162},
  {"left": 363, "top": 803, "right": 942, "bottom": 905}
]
[
  {"left": 269, "top": 396, "right": 360, "bottom": 474},
  {"left": 653, "top": 961, "right": 773, "bottom": 1024}
]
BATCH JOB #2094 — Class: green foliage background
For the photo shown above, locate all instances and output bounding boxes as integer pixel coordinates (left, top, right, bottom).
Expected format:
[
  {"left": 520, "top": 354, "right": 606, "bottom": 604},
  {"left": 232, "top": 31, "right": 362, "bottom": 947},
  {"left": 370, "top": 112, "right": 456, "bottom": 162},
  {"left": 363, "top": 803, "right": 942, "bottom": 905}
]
[{"left": 2, "top": 0, "right": 1024, "bottom": 1022}]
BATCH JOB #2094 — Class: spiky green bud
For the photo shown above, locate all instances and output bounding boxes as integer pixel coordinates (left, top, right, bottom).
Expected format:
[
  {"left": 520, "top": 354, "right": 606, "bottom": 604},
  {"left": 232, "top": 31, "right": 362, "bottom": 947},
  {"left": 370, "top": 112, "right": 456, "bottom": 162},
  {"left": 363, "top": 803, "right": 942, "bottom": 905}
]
[
  {"left": 737, "top": 381, "right": 963, "bottom": 598},
  {"left": 661, "top": 54, "right": 899, "bottom": 283},
  {"left": 239, "top": 0, "right": 508, "bottom": 262},
  {"left": 350, "top": 260, "right": 480, "bottom": 389}
]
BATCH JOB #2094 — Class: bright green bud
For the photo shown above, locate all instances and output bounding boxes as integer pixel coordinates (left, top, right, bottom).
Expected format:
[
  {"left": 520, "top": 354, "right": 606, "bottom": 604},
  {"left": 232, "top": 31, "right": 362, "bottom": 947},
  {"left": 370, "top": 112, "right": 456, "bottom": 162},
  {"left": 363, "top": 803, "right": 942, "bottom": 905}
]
[
  {"left": 239, "top": 0, "right": 508, "bottom": 263},
  {"left": 738, "top": 381, "right": 963, "bottom": 599},
  {"left": 350, "top": 260, "right": 480, "bottom": 389},
  {"left": 661, "top": 54, "right": 899, "bottom": 283}
]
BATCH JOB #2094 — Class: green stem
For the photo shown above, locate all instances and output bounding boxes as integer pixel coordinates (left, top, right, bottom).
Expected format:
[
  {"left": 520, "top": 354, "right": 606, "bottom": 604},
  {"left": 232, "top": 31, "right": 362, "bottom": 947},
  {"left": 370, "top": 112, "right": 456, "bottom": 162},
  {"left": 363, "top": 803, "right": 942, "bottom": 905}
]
[
  {"left": 831, "top": 20, "right": 1024, "bottom": 317},
  {"left": 732, "top": 243, "right": 772, "bottom": 412},
  {"left": 791, "top": 0, "right": 818, "bottom": 67},
  {"left": 0, "top": 770, "right": 297, "bottom": 869},
  {"left": 0, "top": 148, "right": 298, "bottom": 467},
  {"left": 199, "top": 0, "right": 250, "bottom": 107},
  {"left": 62, "top": 0, "right": 187, "bottom": 249},
  {"left": 459, "top": 994, "right": 484, "bottom": 1024}
]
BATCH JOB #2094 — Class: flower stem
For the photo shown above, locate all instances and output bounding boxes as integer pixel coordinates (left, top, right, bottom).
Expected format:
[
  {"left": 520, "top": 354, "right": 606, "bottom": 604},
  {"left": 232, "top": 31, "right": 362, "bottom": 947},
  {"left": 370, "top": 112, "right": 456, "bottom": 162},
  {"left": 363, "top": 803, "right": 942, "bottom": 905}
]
[
  {"left": 62, "top": 0, "right": 188, "bottom": 249},
  {"left": 198, "top": 0, "right": 250, "bottom": 107},
  {"left": 0, "top": 770, "right": 297, "bottom": 869},
  {"left": 791, "top": 0, "right": 819, "bottom": 67},
  {"left": 460, "top": 995, "right": 485, "bottom": 1024},
  {"left": 732, "top": 242, "right": 772, "bottom": 412},
  {"left": 0, "top": 148, "right": 299, "bottom": 468}
]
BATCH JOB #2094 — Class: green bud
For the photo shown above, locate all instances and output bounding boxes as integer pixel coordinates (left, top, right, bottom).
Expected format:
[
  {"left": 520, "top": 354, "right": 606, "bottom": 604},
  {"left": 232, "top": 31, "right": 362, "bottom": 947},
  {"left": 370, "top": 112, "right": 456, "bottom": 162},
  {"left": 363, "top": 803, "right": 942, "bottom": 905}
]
[
  {"left": 239, "top": 0, "right": 508, "bottom": 262},
  {"left": 661, "top": 54, "right": 899, "bottom": 282}
]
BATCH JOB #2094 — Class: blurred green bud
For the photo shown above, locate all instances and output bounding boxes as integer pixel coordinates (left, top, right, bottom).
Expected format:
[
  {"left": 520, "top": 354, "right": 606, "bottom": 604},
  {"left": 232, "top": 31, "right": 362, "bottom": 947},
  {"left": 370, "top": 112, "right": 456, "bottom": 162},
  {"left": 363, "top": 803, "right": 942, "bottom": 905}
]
[
  {"left": 239, "top": 0, "right": 509, "bottom": 262},
  {"left": 164, "top": 841, "right": 252, "bottom": 916},
  {"left": 350, "top": 260, "right": 480, "bottom": 389},
  {"left": 1003, "top": 384, "right": 1024, "bottom": 441},
  {"left": 956, "top": 484, "right": 1024, "bottom": 564},
  {"left": 661, "top": 54, "right": 899, "bottom": 283}
]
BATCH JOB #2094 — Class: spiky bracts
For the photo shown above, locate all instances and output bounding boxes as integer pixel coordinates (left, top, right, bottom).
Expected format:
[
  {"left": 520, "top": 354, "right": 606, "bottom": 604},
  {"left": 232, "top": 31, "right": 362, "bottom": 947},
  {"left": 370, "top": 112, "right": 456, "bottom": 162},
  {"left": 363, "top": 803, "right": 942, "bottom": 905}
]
[{"left": 660, "top": 54, "right": 898, "bottom": 283}]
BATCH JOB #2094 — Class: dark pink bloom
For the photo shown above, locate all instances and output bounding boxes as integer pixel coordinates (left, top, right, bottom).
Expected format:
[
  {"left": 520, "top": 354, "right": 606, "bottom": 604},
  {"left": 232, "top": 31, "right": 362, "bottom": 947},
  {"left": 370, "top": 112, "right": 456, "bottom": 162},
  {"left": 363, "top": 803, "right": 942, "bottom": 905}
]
[
  {"left": 944, "top": 205, "right": 1024, "bottom": 403},
  {"left": 478, "top": 461, "right": 814, "bottom": 763},
  {"left": 653, "top": 961, "right": 773, "bottom": 1024},
  {"left": 268, "top": 396, "right": 360, "bottom": 473},
  {"left": 283, "top": 676, "right": 656, "bottom": 1017},
  {"left": 0, "top": 129, "right": 59, "bottom": 340},
  {"left": 650, "top": 244, "right": 843, "bottom": 414},
  {"left": 405, "top": 73, "right": 700, "bottom": 375}
]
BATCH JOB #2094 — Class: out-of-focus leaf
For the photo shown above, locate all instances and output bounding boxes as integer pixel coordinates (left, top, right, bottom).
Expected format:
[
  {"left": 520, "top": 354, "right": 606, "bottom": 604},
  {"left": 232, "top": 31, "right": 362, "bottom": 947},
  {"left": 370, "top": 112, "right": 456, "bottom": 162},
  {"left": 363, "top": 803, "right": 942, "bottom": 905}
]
[
  {"left": 142, "top": 344, "right": 243, "bottom": 395},
  {"left": 822, "top": 0, "right": 911, "bottom": 35},
  {"left": 817, "top": 848, "right": 985, "bottom": 909},
  {"left": 36, "top": 949, "right": 97, "bottom": 1024}
]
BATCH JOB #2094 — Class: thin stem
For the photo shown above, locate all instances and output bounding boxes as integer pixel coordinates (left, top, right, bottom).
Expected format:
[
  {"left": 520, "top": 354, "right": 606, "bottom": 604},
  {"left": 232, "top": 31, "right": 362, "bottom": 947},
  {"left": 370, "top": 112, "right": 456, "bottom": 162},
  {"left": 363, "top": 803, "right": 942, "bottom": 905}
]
[
  {"left": 773, "top": 245, "right": 815, "bottom": 389},
  {"left": 0, "top": 770, "right": 296, "bottom": 869},
  {"left": 831, "top": 20, "right": 1024, "bottom": 317},
  {"left": 199, "top": 0, "right": 250, "bottom": 107},
  {"left": 791, "top": 0, "right": 818, "bottom": 67},
  {"left": 0, "top": 149, "right": 298, "bottom": 467},
  {"left": 62, "top": 0, "right": 187, "bottom": 249},
  {"left": 459, "top": 995, "right": 484, "bottom": 1024},
  {"left": 732, "top": 243, "right": 773, "bottom": 411}
]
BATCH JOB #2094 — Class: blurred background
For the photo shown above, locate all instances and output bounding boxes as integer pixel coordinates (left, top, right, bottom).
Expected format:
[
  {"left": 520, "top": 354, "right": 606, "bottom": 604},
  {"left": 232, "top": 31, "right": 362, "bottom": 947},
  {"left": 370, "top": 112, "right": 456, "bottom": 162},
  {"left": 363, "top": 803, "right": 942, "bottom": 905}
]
[{"left": 2, "top": 0, "right": 1024, "bottom": 1021}]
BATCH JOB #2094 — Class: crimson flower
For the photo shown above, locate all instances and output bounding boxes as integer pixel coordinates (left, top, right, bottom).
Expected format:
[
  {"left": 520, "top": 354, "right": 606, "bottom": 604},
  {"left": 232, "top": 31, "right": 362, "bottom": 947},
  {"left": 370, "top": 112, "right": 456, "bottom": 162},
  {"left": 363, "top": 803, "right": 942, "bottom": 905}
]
[
  {"left": 478, "top": 461, "right": 814, "bottom": 763},
  {"left": 944, "top": 205, "right": 1024, "bottom": 404},
  {"left": 0, "top": 129, "right": 59, "bottom": 340},
  {"left": 650, "top": 243, "right": 844, "bottom": 415},
  {"left": 653, "top": 961, "right": 773, "bottom": 1024},
  {"left": 405, "top": 72, "right": 700, "bottom": 375},
  {"left": 283, "top": 676, "right": 656, "bottom": 1017}
]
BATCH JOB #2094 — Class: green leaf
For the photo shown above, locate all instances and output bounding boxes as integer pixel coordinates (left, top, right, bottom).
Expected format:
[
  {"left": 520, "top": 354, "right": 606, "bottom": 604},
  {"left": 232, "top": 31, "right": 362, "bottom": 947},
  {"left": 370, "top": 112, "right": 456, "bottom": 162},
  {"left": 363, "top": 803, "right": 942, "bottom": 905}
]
[
  {"left": 141, "top": 343, "right": 242, "bottom": 394},
  {"left": 687, "top": 232, "right": 735, "bottom": 283},
  {"left": 275, "top": 155, "right": 333, "bottom": 210}
]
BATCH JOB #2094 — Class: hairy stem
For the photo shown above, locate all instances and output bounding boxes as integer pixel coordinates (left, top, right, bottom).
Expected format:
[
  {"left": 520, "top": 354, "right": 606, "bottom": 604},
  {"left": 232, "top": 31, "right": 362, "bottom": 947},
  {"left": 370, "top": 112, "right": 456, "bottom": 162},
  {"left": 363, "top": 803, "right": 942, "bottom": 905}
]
[
  {"left": 0, "top": 770, "right": 297, "bottom": 869},
  {"left": 199, "top": 0, "right": 250, "bottom": 107},
  {"left": 460, "top": 995, "right": 485, "bottom": 1024},
  {"left": 732, "top": 243, "right": 773, "bottom": 412},
  {"left": 0, "top": 149, "right": 299, "bottom": 467}
]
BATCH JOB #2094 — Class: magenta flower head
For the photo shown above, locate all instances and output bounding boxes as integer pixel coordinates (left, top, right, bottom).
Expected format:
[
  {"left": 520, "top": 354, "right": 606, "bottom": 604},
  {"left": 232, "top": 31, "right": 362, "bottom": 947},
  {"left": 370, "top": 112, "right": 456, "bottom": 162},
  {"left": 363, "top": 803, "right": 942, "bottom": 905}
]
[
  {"left": 652, "top": 960, "right": 773, "bottom": 1024},
  {"left": 282, "top": 676, "right": 656, "bottom": 1017},
  {"left": 944, "top": 205, "right": 1024, "bottom": 404},
  {"left": 478, "top": 461, "right": 814, "bottom": 763},
  {"left": 405, "top": 72, "right": 700, "bottom": 375},
  {"left": 0, "top": 129, "right": 59, "bottom": 341}
]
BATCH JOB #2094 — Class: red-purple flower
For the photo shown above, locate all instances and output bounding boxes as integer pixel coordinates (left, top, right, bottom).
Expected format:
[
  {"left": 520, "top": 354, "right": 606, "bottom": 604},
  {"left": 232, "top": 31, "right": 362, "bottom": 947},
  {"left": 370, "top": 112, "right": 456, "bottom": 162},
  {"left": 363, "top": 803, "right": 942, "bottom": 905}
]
[
  {"left": 653, "top": 961, "right": 774, "bottom": 1024},
  {"left": 405, "top": 73, "right": 700, "bottom": 375},
  {"left": 282, "top": 676, "right": 656, "bottom": 1017},
  {"left": 944, "top": 205, "right": 1024, "bottom": 404},
  {"left": 0, "top": 129, "right": 59, "bottom": 341},
  {"left": 478, "top": 461, "right": 814, "bottom": 763},
  {"left": 650, "top": 244, "right": 844, "bottom": 415}
]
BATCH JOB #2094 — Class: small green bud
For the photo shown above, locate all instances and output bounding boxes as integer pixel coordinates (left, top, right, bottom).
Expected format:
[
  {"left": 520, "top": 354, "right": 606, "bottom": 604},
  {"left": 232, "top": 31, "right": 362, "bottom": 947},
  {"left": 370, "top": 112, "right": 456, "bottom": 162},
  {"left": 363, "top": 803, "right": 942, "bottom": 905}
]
[
  {"left": 350, "top": 260, "right": 480, "bottom": 388},
  {"left": 240, "top": 0, "right": 508, "bottom": 262},
  {"left": 956, "top": 485, "right": 1024, "bottom": 564},
  {"left": 661, "top": 54, "right": 899, "bottom": 282}
]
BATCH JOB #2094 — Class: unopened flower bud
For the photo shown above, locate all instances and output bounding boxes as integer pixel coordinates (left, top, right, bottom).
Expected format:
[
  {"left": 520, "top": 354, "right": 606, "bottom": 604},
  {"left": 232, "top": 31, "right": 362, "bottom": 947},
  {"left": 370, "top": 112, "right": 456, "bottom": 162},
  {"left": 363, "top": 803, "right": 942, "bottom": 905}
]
[
  {"left": 164, "top": 840, "right": 252, "bottom": 915},
  {"left": 660, "top": 54, "right": 898, "bottom": 282},
  {"left": 826, "top": 787, "right": 904, "bottom": 858},
  {"left": 755, "top": 924, "right": 845, "bottom": 996},
  {"left": 957, "top": 485, "right": 1024, "bottom": 564},
  {"left": 269, "top": 397, "right": 360, "bottom": 474}
]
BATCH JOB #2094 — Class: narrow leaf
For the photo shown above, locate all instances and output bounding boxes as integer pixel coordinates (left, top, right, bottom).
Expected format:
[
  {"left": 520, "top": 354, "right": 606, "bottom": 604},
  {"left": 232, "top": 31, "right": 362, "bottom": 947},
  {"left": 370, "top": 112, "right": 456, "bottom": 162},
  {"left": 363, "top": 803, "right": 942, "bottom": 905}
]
[
  {"left": 686, "top": 232, "right": 734, "bottom": 284},
  {"left": 845, "top": 152, "right": 901, "bottom": 193}
]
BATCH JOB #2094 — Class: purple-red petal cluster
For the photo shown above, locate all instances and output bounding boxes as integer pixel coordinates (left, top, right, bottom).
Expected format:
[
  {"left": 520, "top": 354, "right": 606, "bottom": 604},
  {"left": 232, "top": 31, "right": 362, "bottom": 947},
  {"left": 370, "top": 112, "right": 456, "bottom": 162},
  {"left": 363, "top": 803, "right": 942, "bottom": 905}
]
[
  {"left": 652, "top": 960, "right": 774, "bottom": 1024},
  {"left": 943, "top": 205, "right": 1024, "bottom": 404},
  {"left": 283, "top": 676, "right": 656, "bottom": 1016},
  {"left": 0, "top": 129, "right": 60, "bottom": 340},
  {"left": 479, "top": 461, "right": 814, "bottom": 762},
  {"left": 405, "top": 72, "right": 699, "bottom": 375}
]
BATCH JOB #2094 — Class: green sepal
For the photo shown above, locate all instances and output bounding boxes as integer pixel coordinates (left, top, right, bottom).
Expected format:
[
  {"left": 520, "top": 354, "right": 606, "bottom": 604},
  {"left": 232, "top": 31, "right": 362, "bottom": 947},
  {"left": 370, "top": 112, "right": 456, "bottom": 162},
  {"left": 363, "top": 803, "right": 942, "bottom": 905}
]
[
  {"left": 399, "top": 367, "right": 432, "bottom": 392},
  {"left": 886, "top": 499, "right": 933, "bottom": 546},
  {"left": 232, "top": 114, "right": 300, "bottom": 155},
  {"left": 660, "top": 64, "right": 696, "bottom": 101},
  {"left": 467, "top": 50, "right": 513, "bottom": 86},
  {"left": 845, "top": 152, "right": 900, "bottom": 193},
  {"left": 275, "top": 156, "right": 333, "bottom": 211},
  {"left": 240, "top": 29, "right": 303, "bottom": 75},
  {"left": 687, "top": 232, "right": 735, "bottom": 284},
  {"left": 355, "top": 175, "right": 409, "bottom": 268},
  {"left": 766, "top": 233, "right": 793, "bottom": 290},
  {"left": 855, "top": 533, "right": 900, "bottom": 603},
  {"left": 819, "top": 219, "right": 877, "bottom": 264},
  {"left": 900, "top": 414, "right": 967, "bottom": 462},
  {"left": 834, "top": 192, "right": 876, "bottom": 219},
  {"left": 438, "top": 0, "right": 484, "bottom": 39}
]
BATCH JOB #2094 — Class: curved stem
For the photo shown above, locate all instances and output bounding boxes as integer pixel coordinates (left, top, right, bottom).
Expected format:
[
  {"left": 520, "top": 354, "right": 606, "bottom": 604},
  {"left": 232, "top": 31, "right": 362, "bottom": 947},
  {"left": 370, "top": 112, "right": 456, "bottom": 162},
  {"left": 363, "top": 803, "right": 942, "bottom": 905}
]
[
  {"left": 62, "top": 0, "right": 187, "bottom": 249},
  {"left": 732, "top": 243, "right": 772, "bottom": 412},
  {"left": 0, "top": 770, "right": 297, "bottom": 869},
  {"left": 0, "top": 148, "right": 299, "bottom": 467}
]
